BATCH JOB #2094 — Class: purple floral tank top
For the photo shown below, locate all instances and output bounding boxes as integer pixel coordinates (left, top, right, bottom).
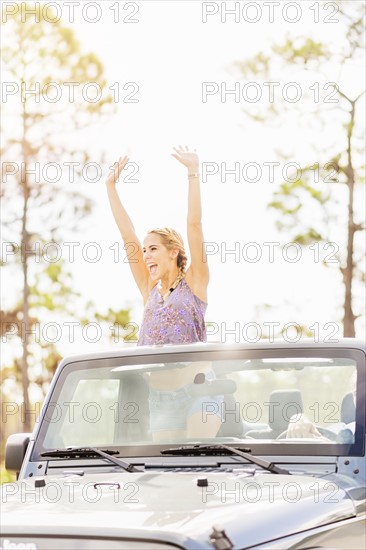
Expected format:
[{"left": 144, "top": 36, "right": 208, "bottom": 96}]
[{"left": 137, "top": 278, "right": 207, "bottom": 346}]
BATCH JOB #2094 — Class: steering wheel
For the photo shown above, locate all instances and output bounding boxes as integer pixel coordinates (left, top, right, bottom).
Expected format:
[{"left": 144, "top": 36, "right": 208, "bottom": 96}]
[{"left": 276, "top": 426, "right": 338, "bottom": 441}]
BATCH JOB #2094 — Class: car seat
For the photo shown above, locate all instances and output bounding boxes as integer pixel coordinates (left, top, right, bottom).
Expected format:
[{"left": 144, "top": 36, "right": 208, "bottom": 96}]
[{"left": 245, "top": 389, "right": 304, "bottom": 439}]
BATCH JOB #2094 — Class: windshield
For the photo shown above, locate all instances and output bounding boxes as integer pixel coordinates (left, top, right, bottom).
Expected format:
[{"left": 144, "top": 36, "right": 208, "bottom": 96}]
[{"left": 36, "top": 348, "right": 365, "bottom": 456}]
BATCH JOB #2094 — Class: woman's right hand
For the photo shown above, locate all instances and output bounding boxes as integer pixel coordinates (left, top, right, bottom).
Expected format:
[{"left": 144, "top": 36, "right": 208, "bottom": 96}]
[{"left": 105, "top": 155, "right": 129, "bottom": 186}]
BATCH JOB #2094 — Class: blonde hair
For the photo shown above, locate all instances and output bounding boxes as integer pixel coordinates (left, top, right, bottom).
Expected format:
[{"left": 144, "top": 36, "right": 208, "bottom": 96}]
[{"left": 147, "top": 227, "right": 187, "bottom": 278}]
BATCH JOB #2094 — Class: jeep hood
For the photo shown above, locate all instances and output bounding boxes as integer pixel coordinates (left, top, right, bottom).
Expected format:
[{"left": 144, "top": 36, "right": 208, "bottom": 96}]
[{"left": 1, "top": 472, "right": 356, "bottom": 549}]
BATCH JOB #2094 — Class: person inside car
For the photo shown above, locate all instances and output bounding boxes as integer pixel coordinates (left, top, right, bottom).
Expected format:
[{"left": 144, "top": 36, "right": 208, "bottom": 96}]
[{"left": 286, "top": 378, "right": 356, "bottom": 442}]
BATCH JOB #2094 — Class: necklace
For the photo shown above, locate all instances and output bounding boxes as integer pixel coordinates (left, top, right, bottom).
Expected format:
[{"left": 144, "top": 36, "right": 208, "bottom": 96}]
[{"left": 157, "top": 274, "right": 183, "bottom": 303}]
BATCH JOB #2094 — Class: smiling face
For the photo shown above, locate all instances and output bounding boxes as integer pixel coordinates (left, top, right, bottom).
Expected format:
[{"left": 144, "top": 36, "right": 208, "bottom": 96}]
[{"left": 143, "top": 233, "right": 178, "bottom": 281}]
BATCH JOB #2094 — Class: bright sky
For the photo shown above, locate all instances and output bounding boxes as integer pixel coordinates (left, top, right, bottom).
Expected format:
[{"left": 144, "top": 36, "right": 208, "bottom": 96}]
[{"left": 2, "top": 1, "right": 365, "bottom": 360}]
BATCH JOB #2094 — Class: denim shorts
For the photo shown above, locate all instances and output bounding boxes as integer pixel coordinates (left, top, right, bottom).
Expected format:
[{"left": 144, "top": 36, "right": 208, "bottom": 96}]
[{"left": 148, "top": 370, "right": 224, "bottom": 432}]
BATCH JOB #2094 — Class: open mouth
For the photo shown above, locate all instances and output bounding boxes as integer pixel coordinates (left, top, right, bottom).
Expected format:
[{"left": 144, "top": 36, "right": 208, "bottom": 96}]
[{"left": 148, "top": 264, "right": 158, "bottom": 276}]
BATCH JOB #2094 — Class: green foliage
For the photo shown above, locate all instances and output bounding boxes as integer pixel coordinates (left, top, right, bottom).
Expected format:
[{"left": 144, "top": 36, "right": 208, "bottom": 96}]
[
  {"left": 233, "top": 3, "right": 365, "bottom": 335},
  {"left": 233, "top": 52, "right": 271, "bottom": 78},
  {"left": 0, "top": 464, "right": 16, "bottom": 485},
  {"left": 95, "top": 308, "right": 137, "bottom": 342},
  {"left": 28, "top": 258, "right": 81, "bottom": 315},
  {"left": 1, "top": 3, "right": 130, "bottom": 447},
  {"left": 273, "top": 38, "right": 329, "bottom": 64},
  {"left": 292, "top": 229, "right": 323, "bottom": 246}
]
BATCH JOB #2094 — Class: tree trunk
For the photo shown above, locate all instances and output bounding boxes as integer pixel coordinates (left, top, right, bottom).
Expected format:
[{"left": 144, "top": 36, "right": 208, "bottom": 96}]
[
  {"left": 342, "top": 101, "right": 356, "bottom": 337},
  {"left": 20, "top": 185, "right": 32, "bottom": 431},
  {"left": 20, "top": 96, "right": 32, "bottom": 431}
]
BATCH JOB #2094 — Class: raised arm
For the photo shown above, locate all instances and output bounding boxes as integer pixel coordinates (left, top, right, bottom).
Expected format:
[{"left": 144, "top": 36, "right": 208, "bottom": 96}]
[
  {"left": 171, "top": 146, "right": 209, "bottom": 302},
  {"left": 105, "top": 156, "right": 150, "bottom": 302}
]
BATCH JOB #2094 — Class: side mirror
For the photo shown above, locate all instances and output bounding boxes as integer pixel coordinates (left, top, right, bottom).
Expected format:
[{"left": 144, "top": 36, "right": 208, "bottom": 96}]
[{"left": 5, "top": 433, "right": 31, "bottom": 473}]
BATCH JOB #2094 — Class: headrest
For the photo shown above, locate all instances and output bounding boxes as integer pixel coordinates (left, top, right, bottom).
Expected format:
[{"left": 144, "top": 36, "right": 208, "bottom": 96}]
[
  {"left": 341, "top": 392, "right": 355, "bottom": 424},
  {"left": 268, "top": 389, "right": 304, "bottom": 432}
]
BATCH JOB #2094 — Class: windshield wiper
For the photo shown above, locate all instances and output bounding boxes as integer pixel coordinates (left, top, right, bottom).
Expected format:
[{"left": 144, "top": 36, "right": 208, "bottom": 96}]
[
  {"left": 41, "top": 447, "right": 141, "bottom": 473},
  {"left": 161, "top": 444, "right": 290, "bottom": 475}
]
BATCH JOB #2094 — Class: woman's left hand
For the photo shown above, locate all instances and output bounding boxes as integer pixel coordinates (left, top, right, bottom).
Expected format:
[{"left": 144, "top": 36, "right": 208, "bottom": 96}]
[{"left": 171, "top": 145, "right": 199, "bottom": 174}]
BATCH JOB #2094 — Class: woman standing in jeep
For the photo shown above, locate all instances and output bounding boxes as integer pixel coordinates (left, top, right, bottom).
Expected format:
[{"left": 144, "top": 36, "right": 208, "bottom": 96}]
[{"left": 105, "top": 146, "right": 222, "bottom": 440}]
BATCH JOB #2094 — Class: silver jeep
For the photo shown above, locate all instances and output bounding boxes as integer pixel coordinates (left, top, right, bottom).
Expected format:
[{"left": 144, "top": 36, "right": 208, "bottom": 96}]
[{"left": 2, "top": 339, "right": 365, "bottom": 549}]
